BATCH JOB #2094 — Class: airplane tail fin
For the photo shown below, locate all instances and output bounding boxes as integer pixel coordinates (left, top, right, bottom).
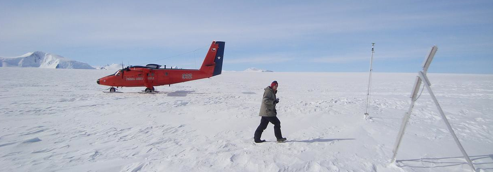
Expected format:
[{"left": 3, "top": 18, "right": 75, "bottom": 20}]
[{"left": 200, "top": 41, "right": 225, "bottom": 76}]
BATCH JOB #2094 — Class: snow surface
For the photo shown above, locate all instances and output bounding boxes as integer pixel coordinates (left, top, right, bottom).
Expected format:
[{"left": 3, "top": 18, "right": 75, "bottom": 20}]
[
  {"left": 244, "top": 67, "right": 273, "bottom": 72},
  {"left": 0, "top": 51, "right": 94, "bottom": 69},
  {"left": 0, "top": 68, "right": 492, "bottom": 172}
]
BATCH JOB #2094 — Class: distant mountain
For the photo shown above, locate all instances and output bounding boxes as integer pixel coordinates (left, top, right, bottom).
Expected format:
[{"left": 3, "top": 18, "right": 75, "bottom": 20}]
[
  {"left": 0, "top": 51, "right": 94, "bottom": 69},
  {"left": 94, "top": 64, "right": 124, "bottom": 71},
  {"left": 244, "top": 67, "right": 273, "bottom": 72}
]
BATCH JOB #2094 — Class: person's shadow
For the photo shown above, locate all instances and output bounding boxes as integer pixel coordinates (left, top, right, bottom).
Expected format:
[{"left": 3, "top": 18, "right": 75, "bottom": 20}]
[{"left": 290, "top": 138, "right": 355, "bottom": 143}]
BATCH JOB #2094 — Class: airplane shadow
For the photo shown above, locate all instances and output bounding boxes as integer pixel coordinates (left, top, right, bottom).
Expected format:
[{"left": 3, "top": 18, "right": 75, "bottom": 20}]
[
  {"left": 396, "top": 154, "right": 493, "bottom": 170},
  {"left": 290, "top": 138, "right": 355, "bottom": 143},
  {"left": 167, "top": 91, "right": 195, "bottom": 97}
]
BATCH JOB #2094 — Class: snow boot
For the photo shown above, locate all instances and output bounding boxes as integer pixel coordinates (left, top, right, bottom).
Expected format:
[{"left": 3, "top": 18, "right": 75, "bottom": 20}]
[
  {"left": 254, "top": 139, "right": 266, "bottom": 143},
  {"left": 277, "top": 138, "right": 287, "bottom": 143}
]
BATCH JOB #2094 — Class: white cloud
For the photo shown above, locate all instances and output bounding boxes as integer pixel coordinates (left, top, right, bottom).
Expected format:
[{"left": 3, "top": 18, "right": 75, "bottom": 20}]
[
  {"left": 310, "top": 46, "right": 437, "bottom": 64},
  {"left": 227, "top": 53, "right": 295, "bottom": 64},
  {"left": 0, "top": 1, "right": 492, "bottom": 73},
  {"left": 1, "top": 1, "right": 489, "bottom": 51},
  {"left": 2, "top": 1, "right": 483, "bottom": 48},
  {"left": 311, "top": 56, "right": 368, "bottom": 64}
]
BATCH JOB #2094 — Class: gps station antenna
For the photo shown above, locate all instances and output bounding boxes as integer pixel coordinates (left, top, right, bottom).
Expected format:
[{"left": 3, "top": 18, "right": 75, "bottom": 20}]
[{"left": 364, "top": 43, "right": 375, "bottom": 119}]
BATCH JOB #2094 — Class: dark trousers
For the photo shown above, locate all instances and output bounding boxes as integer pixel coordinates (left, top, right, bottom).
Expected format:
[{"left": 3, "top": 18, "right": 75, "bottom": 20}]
[{"left": 254, "top": 116, "right": 283, "bottom": 141}]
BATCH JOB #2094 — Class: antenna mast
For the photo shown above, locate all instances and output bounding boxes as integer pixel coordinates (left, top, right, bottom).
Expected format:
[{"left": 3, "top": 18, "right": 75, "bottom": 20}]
[{"left": 364, "top": 43, "right": 375, "bottom": 119}]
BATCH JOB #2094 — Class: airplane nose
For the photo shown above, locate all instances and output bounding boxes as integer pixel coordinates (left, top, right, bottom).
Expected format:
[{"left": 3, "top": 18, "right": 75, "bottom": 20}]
[{"left": 97, "top": 79, "right": 100, "bottom": 84}]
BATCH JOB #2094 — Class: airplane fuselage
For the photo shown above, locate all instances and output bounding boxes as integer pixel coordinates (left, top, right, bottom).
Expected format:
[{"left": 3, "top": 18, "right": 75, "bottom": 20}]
[
  {"left": 97, "top": 68, "right": 212, "bottom": 87},
  {"left": 96, "top": 41, "right": 225, "bottom": 91}
]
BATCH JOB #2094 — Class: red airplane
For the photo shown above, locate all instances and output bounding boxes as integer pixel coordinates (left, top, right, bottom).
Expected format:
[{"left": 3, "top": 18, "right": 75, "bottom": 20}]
[{"left": 97, "top": 41, "right": 225, "bottom": 93}]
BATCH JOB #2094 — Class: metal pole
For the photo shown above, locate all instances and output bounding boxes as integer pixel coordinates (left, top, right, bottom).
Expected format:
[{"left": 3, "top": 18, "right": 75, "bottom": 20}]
[
  {"left": 391, "top": 76, "right": 422, "bottom": 163},
  {"left": 365, "top": 43, "right": 375, "bottom": 118},
  {"left": 390, "top": 46, "right": 475, "bottom": 171},
  {"left": 418, "top": 71, "right": 476, "bottom": 171},
  {"left": 391, "top": 99, "right": 416, "bottom": 163}
]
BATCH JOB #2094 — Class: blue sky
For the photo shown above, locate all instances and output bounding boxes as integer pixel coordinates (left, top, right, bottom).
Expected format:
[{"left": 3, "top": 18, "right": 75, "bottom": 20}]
[{"left": 1, "top": 0, "right": 492, "bottom": 73}]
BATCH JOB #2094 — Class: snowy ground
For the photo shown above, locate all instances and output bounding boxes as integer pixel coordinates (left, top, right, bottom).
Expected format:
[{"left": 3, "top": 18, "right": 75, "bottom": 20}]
[{"left": 0, "top": 68, "right": 492, "bottom": 172}]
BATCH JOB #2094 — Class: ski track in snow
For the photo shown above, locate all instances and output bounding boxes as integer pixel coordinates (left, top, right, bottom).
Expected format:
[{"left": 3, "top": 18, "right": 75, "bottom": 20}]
[{"left": 0, "top": 68, "right": 492, "bottom": 172}]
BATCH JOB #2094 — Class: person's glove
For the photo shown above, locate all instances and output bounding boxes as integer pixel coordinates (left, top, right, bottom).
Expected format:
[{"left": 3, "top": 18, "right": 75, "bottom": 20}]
[{"left": 274, "top": 98, "right": 279, "bottom": 104}]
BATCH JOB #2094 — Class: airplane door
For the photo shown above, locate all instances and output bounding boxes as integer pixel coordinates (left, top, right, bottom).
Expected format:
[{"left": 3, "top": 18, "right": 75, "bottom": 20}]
[
  {"left": 147, "top": 72, "right": 156, "bottom": 86},
  {"left": 160, "top": 71, "right": 170, "bottom": 85}
]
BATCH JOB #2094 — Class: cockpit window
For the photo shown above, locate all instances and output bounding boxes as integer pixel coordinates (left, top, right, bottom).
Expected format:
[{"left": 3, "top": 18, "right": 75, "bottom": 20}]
[{"left": 114, "top": 70, "right": 121, "bottom": 76}]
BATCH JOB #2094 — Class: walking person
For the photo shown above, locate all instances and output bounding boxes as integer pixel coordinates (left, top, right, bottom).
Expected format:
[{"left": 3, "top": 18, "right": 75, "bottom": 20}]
[{"left": 254, "top": 81, "right": 287, "bottom": 143}]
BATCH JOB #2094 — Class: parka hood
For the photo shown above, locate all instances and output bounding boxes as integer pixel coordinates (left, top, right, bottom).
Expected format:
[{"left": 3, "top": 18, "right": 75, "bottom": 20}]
[{"left": 265, "top": 86, "right": 277, "bottom": 94}]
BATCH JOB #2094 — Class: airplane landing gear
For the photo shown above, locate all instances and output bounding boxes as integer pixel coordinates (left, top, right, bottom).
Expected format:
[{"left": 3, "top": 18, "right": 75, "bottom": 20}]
[
  {"left": 110, "top": 87, "right": 116, "bottom": 92},
  {"left": 144, "top": 87, "right": 155, "bottom": 93}
]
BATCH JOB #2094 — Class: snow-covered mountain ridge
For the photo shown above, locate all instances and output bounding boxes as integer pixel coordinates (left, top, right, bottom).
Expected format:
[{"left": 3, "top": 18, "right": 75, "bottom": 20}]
[
  {"left": 94, "top": 64, "right": 124, "bottom": 70},
  {"left": 0, "top": 51, "right": 94, "bottom": 69}
]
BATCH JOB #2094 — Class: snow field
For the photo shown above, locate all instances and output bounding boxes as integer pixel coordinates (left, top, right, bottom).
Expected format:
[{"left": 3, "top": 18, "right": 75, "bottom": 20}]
[{"left": 0, "top": 68, "right": 492, "bottom": 172}]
